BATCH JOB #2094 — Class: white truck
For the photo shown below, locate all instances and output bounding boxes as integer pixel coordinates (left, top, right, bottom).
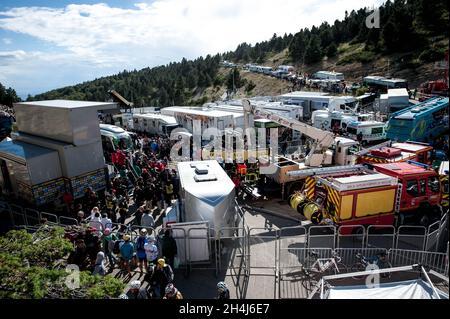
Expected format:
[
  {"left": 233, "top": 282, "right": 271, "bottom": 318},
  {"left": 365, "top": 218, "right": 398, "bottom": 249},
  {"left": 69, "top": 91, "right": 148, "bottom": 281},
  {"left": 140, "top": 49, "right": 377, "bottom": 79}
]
[{"left": 242, "top": 100, "right": 360, "bottom": 198}]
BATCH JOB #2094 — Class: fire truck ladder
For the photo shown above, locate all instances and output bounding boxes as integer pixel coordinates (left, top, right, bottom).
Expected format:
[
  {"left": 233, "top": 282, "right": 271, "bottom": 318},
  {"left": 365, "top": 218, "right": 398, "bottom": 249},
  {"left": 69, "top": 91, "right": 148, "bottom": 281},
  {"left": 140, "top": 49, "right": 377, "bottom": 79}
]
[
  {"left": 354, "top": 140, "right": 393, "bottom": 157},
  {"left": 286, "top": 164, "right": 366, "bottom": 178},
  {"left": 395, "top": 183, "right": 403, "bottom": 213}
]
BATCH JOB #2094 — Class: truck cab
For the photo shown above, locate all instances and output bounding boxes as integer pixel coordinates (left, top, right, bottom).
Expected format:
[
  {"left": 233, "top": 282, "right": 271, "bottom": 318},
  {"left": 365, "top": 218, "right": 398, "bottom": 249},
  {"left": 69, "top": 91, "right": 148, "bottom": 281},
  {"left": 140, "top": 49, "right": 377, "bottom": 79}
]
[
  {"left": 372, "top": 161, "right": 441, "bottom": 225},
  {"left": 438, "top": 161, "right": 449, "bottom": 208},
  {"left": 345, "top": 120, "right": 387, "bottom": 145},
  {"left": 391, "top": 141, "right": 433, "bottom": 165}
]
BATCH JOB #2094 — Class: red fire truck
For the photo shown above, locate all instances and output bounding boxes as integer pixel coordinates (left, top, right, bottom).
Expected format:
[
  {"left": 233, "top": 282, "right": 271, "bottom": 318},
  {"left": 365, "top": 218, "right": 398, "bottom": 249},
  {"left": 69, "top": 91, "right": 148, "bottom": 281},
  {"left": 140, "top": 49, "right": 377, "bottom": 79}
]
[
  {"left": 372, "top": 161, "right": 442, "bottom": 225},
  {"left": 357, "top": 141, "right": 433, "bottom": 165}
]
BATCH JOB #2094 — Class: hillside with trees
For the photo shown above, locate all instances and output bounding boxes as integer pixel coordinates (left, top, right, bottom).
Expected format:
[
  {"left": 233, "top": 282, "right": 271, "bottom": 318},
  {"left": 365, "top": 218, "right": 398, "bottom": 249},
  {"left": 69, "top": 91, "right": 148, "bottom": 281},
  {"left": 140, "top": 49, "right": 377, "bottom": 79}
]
[
  {"left": 0, "top": 83, "right": 21, "bottom": 107},
  {"left": 29, "top": 0, "right": 448, "bottom": 106}
]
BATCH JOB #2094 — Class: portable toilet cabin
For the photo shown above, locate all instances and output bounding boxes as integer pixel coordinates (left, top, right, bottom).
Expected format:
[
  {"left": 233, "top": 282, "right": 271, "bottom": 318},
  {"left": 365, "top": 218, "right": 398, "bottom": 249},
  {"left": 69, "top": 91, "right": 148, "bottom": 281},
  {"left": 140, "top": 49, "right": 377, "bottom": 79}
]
[{"left": 177, "top": 160, "right": 238, "bottom": 238}]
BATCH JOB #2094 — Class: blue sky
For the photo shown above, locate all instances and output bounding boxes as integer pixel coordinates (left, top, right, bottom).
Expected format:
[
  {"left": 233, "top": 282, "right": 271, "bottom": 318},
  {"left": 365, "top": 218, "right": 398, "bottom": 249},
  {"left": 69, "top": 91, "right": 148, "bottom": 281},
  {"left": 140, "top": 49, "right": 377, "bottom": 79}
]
[{"left": 0, "top": 0, "right": 384, "bottom": 98}]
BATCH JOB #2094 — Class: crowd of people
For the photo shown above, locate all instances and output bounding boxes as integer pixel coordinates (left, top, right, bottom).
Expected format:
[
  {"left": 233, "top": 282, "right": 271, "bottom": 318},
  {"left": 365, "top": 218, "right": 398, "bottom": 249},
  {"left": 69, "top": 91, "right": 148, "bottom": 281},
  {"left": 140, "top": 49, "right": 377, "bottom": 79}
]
[{"left": 62, "top": 130, "right": 234, "bottom": 299}]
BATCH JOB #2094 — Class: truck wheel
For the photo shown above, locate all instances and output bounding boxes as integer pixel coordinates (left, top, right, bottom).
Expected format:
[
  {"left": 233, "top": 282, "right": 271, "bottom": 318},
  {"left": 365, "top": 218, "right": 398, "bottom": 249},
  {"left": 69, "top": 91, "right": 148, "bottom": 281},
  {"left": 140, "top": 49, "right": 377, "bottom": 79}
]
[
  {"left": 352, "top": 226, "right": 365, "bottom": 242},
  {"left": 419, "top": 214, "right": 430, "bottom": 227},
  {"left": 398, "top": 213, "right": 406, "bottom": 226}
]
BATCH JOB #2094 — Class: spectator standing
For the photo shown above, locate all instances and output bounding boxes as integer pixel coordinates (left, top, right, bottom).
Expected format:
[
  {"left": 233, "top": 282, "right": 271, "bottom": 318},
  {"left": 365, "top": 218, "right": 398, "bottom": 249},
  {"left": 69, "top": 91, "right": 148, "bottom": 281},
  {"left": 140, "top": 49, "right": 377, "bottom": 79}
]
[
  {"left": 135, "top": 229, "right": 149, "bottom": 273},
  {"left": 163, "top": 283, "right": 183, "bottom": 299},
  {"left": 120, "top": 234, "right": 134, "bottom": 276},
  {"left": 89, "top": 212, "right": 103, "bottom": 234},
  {"left": 150, "top": 258, "right": 174, "bottom": 298},
  {"left": 126, "top": 280, "right": 148, "bottom": 299},
  {"left": 92, "top": 251, "right": 107, "bottom": 276},
  {"left": 141, "top": 209, "right": 155, "bottom": 232},
  {"left": 102, "top": 228, "right": 117, "bottom": 269},
  {"left": 144, "top": 235, "right": 159, "bottom": 265},
  {"left": 101, "top": 212, "right": 112, "bottom": 230},
  {"left": 161, "top": 229, "right": 178, "bottom": 269}
]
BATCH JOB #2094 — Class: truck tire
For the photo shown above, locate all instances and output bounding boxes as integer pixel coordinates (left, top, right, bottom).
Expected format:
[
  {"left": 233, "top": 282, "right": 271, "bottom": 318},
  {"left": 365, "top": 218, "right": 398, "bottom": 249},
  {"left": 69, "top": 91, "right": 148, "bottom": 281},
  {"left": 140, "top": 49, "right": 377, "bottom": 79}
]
[{"left": 351, "top": 226, "right": 365, "bottom": 243}]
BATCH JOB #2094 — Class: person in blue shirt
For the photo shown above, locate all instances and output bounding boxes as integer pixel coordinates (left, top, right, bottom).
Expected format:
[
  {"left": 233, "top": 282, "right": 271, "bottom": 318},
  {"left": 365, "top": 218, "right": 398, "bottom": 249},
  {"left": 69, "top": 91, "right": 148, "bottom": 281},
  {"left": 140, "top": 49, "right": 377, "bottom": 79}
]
[
  {"left": 135, "top": 229, "right": 148, "bottom": 273},
  {"left": 120, "top": 234, "right": 134, "bottom": 276}
]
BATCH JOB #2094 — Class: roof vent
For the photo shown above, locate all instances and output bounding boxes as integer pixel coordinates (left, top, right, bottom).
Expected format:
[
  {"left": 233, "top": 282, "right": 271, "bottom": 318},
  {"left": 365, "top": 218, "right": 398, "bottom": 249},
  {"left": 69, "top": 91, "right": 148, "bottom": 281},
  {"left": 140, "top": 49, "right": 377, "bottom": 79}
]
[
  {"left": 194, "top": 163, "right": 209, "bottom": 174},
  {"left": 384, "top": 164, "right": 401, "bottom": 170},
  {"left": 194, "top": 174, "right": 217, "bottom": 182}
]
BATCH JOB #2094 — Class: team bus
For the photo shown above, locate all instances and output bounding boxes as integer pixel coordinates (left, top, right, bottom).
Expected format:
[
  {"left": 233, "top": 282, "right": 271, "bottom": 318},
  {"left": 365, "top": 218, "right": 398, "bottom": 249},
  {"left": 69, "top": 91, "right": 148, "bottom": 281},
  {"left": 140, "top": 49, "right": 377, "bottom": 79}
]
[
  {"left": 100, "top": 124, "right": 134, "bottom": 154},
  {"left": 385, "top": 97, "right": 449, "bottom": 143}
]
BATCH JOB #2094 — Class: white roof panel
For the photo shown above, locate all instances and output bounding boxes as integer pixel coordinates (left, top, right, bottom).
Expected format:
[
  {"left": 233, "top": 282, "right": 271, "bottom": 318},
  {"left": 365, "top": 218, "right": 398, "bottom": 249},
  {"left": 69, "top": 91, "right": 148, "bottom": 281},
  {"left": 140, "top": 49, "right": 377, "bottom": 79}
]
[
  {"left": 132, "top": 113, "right": 178, "bottom": 125},
  {"left": 17, "top": 99, "right": 116, "bottom": 110},
  {"left": 162, "top": 106, "right": 235, "bottom": 118},
  {"left": 391, "top": 142, "right": 429, "bottom": 152},
  {"left": 331, "top": 173, "right": 398, "bottom": 191},
  {"left": 178, "top": 160, "right": 235, "bottom": 205}
]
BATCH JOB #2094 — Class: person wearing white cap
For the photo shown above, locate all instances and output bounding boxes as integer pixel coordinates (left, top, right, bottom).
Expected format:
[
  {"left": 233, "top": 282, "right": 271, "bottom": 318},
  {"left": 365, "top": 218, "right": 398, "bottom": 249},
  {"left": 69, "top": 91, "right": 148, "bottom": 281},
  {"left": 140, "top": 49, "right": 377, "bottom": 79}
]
[
  {"left": 125, "top": 280, "right": 148, "bottom": 299},
  {"left": 144, "top": 235, "right": 159, "bottom": 265},
  {"left": 92, "top": 251, "right": 106, "bottom": 276}
]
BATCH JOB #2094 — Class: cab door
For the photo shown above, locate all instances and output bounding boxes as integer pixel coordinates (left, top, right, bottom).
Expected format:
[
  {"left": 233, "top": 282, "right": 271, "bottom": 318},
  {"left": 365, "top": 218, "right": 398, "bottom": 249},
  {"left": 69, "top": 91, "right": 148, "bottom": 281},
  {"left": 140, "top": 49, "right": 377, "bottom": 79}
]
[{"left": 403, "top": 178, "right": 420, "bottom": 210}]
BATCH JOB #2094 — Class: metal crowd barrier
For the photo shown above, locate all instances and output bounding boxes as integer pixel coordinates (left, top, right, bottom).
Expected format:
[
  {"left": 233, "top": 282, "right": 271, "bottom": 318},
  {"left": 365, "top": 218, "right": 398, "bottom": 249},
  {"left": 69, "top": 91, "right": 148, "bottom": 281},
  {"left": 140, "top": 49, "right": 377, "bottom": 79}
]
[{"left": 248, "top": 227, "right": 278, "bottom": 274}]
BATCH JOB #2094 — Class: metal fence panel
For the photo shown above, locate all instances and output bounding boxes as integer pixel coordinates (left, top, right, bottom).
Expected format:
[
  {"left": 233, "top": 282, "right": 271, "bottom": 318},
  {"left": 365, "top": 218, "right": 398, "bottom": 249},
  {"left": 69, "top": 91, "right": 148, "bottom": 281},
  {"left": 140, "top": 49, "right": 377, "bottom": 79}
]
[
  {"left": 308, "top": 225, "right": 336, "bottom": 249},
  {"left": 10, "top": 204, "right": 25, "bottom": 227},
  {"left": 366, "top": 225, "right": 395, "bottom": 249},
  {"left": 396, "top": 226, "right": 426, "bottom": 251},
  {"left": 337, "top": 225, "right": 365, "bottom": 248},
  {"left": 278, "top": 226, "right": 309, "bottom": 277},
  {"left": 58, "top": 216, "right": 79, "bottom": 227},
  {"left": 186, "top": 227, "right": 213, "bottom": 268},
  {"left": 40, "top": 211, "right": 59, "bottom": 225},
  {"left": 335, "top": 247, "right": 389, "bottom": 268},
  {"left": 248, "top": 227, "right": 278, "bottom": 273},
  {"left": 218, "top": 225, "right": 250, "bottom": 297},
  {"left": 425, "top": 221, "right": 440, "bottom": 251},
  {"left": 388, "top": 249, "right": 448, "bottom": 275},
  {"left": 218, "top": 226, "right": 249, "bottom": 273},
  {"left": 24, "top": 208, "right": 41, "bottom": 226}
]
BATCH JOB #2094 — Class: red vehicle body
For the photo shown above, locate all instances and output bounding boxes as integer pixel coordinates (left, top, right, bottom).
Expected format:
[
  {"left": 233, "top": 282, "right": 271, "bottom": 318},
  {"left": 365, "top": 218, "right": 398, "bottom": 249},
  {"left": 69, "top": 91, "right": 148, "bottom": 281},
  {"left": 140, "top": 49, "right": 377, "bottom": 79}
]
[
  {"left": 357, "top": 141, "right": 433, "bottom": 165},
  {"left": 372, "top": 162, "right": 441, "bottom": 224}
]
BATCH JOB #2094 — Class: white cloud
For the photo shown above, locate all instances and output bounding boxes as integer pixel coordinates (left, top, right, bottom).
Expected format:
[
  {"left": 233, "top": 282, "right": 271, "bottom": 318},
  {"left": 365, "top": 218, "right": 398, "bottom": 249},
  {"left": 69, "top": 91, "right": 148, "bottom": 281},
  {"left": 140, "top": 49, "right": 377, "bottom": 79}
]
[
  {"left": 2, "top": 38, "right": 12, "bottom": 45},
  {"left": 0, "top": 0, "right": 385, "bottom": 95},
  {"left": 0, "top": 50, "right": 28, "bottom": 61}
]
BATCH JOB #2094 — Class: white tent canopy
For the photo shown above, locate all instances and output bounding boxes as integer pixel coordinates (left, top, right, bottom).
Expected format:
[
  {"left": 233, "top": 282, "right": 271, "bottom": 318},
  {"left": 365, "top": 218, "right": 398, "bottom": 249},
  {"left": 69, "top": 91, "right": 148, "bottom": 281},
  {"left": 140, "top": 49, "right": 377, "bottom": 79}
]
[{"left": 327, "top": 279, "right": 449, "bottom": 299}]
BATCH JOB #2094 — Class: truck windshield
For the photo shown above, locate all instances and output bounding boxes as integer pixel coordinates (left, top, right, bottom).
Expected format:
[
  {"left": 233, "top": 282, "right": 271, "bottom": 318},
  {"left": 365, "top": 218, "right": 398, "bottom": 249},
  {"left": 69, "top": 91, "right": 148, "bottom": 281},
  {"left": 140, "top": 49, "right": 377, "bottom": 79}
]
[
  {"left": 347, "top": 127, "right": 357, "bottom": 135},
  {"left": 419, "top": 179, "right": 426, "bottom": 196},
  {"left": 406, "top": 180, "right": 419, "bottom": 197},
  {"left": 428, "top": 176, "right": 440, "bottom": 193},
  {"left": 117, "top": 135, "right": 133, "bottom": 150}
]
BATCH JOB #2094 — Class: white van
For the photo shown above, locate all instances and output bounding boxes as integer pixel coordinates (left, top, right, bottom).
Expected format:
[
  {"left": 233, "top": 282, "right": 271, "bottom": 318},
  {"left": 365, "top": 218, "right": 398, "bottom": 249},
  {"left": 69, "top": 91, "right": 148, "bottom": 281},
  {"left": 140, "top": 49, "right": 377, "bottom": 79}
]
[{"left": 345, "top": 120, "right": 387, "bottom": 145}]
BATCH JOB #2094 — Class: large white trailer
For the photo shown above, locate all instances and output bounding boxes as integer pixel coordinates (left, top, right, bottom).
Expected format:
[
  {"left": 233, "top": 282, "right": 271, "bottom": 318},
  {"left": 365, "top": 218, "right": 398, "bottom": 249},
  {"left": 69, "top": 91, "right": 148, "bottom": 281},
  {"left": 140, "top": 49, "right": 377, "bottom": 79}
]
[
  {"left": 161, "top": 106, "right": 243, "bottom": 133},
  {"left": 132, "top": 113, "right": 179, "bottom": 135}
]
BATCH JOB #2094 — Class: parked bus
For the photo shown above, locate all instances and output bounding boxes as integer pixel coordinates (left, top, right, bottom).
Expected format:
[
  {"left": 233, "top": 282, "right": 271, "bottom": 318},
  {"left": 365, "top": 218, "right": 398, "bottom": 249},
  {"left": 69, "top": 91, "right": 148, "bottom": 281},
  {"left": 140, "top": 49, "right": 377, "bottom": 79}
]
[
  {"left": 100, "top": 124, "right": 133, "bottom": 162},
  {"left": 386, "top": 97, "right": 449, "bottom": 143}
]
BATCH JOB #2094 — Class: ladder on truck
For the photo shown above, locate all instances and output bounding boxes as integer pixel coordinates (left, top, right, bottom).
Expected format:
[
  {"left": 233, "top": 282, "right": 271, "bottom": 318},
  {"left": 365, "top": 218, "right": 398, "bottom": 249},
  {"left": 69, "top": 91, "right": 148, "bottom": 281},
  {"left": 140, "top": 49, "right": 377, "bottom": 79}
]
[
  {"left": 354, "top": 140, "right": 393, "bottom": 157},
  {"left": 286, "top": 164, "right": 366, "bottom": 178}
]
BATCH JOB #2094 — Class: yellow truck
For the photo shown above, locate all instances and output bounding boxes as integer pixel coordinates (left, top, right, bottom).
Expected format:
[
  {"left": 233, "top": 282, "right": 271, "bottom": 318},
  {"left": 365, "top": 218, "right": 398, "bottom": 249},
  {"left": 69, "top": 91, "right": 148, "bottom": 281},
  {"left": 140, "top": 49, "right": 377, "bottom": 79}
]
[{"left": 289, "top": 166, "right": 400, "bottom": 231}]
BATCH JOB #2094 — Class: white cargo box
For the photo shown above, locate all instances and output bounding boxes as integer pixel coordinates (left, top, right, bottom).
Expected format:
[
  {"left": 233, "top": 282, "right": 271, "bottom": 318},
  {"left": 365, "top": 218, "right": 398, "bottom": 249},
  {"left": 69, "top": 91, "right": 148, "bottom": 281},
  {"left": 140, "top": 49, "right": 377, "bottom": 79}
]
[
  {"left": 14, "top": 100, "right": 117, "bottom": 146},
  {"left": 330, "top": 173, "right": 398, "bottom": 191}
]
